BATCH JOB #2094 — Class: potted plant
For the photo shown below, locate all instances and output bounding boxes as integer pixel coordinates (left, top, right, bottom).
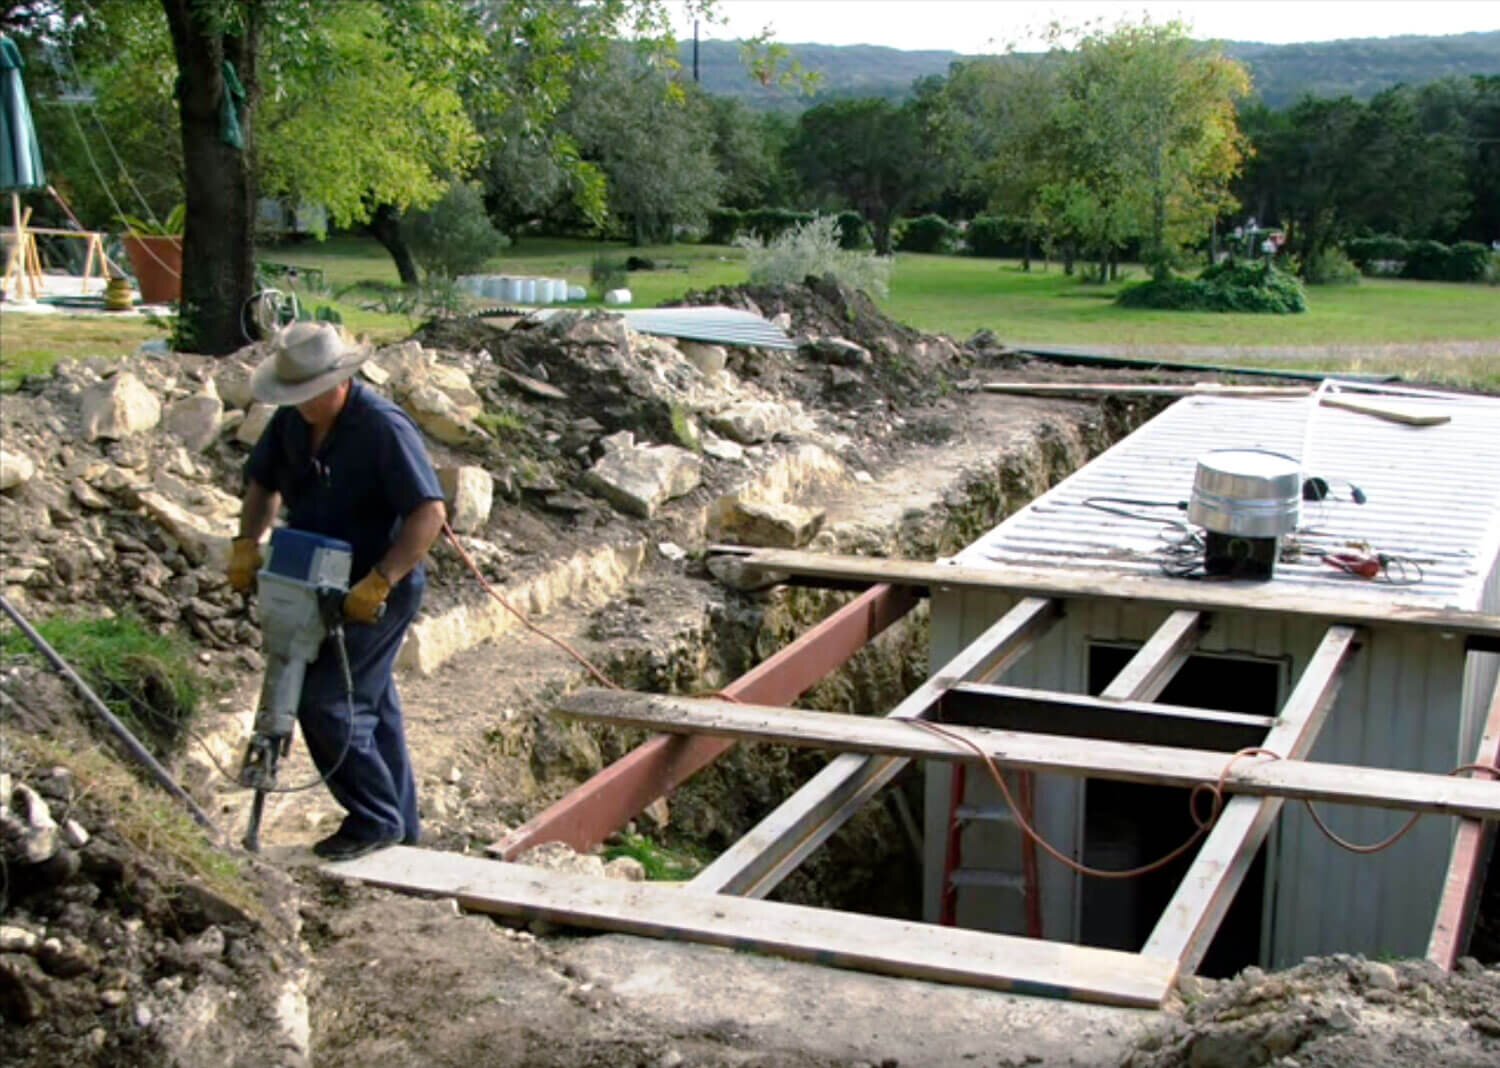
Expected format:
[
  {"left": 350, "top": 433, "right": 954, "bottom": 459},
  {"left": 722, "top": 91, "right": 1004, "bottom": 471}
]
[{"left": 118, "top": 205, "right": 184, "bottom": 305}]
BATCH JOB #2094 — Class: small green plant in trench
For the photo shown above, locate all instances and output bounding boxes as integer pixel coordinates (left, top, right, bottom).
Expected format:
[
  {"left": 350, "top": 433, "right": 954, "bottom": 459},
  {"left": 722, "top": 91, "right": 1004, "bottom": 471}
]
[
  {"left": 603, "top": 832, "right": 704, "bottom": 881},
  {"left": 1, "top": 613, "right": 205, "bottom": 756}
]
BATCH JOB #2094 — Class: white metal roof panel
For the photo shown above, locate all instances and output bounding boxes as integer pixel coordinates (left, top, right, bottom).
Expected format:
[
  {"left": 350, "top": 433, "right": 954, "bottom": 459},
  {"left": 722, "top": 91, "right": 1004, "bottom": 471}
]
[{"left": 958, "top": 392, "right": 1500, "bottom": 611}]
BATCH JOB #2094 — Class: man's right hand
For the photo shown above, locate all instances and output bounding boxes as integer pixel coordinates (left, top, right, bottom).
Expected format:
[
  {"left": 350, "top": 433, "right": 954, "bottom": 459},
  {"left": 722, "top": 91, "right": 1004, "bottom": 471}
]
[{"left": 228, "top": 537, "right": 263, "bottom": 593}]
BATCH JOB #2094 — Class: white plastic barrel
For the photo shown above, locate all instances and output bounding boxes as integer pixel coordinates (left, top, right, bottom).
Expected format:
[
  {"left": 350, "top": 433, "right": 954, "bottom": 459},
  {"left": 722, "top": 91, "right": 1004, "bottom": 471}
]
[{"left": 521, "top": 278, "right": 537, "bottom": 304}]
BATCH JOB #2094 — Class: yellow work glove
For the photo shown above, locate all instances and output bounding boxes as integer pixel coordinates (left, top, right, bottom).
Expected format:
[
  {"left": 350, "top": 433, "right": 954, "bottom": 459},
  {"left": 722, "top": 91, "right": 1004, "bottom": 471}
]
[
  {"left": 228, "top": 537, "right": 263, "bottom": 594},
  {"left": 343, "top": 568, "right": 392, "bottom": 624}
]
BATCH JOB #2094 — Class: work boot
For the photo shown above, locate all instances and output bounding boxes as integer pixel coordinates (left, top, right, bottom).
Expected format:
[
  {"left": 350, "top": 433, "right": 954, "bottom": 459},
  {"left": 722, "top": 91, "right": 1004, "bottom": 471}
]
[{"left": 311, "top": 831, "right": 399, "bottom": 861}]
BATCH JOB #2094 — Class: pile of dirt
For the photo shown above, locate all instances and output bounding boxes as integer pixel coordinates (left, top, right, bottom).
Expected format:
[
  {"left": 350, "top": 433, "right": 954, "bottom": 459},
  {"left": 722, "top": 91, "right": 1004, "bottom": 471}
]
[
  {"left": 0, "top": 668, "right": 306, "bottom": 1067},
  {"left": 1127, "top": 955, "right": 1500, "bottom": 1068}
]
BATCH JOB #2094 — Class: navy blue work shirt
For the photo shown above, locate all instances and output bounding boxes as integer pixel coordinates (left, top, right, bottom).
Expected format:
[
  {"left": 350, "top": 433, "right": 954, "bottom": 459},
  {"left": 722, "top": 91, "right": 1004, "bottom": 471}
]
[{"left": 245, "top": 381, "right": 444, "bottom": 584}]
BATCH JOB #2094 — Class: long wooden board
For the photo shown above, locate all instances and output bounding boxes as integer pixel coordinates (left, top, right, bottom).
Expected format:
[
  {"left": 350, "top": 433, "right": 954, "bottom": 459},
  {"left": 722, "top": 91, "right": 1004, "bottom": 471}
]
[
  {"left": 980, "top": 383, "right": 1310, "bottom": 399},
  {"left": 687, "top": 597, "right": 1060, "bottom": 897},
  {"left": 711, "top": 548, "right": 1500, "bottom": 646},
  {"left": 1140, "top": 626, "right": 1359, "bottom": 973},
  {"left": 324, "top": 846, "right": 1175, "bottom": 1008},
  {"left": 554, "top": 688, "right": 1500, "bottom": 821},
  {"left": 1427, "top": 674, "right": 1500, "bottom": 967}
]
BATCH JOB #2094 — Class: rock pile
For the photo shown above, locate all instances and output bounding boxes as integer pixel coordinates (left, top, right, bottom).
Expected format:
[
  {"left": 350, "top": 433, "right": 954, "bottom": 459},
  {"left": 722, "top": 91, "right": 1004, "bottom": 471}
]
[
  {"left": 0, "top": 762, "right": 305, "bottom": 1066},
  {"left": 1126, "top": 955, "right": 1500, "bottom": 1068}
]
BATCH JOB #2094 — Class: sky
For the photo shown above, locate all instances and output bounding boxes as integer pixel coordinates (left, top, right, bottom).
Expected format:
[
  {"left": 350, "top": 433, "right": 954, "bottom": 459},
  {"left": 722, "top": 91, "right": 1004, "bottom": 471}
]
[{"left": 672, "top": 1, "right": 1500, "bottom": 52}]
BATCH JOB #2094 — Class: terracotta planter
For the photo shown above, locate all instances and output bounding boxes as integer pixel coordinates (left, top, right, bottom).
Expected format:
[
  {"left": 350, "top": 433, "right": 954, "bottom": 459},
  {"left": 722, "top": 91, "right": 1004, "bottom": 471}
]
[{"left": 121, "top": 234, "right": 183, "bottom": 305}]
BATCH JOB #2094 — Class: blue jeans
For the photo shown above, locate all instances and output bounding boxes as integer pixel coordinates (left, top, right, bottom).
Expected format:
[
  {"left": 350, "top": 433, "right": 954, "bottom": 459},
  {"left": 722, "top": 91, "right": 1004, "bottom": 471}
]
[{"left": 298, "top": 576, "right": 422, "bottom": 844}]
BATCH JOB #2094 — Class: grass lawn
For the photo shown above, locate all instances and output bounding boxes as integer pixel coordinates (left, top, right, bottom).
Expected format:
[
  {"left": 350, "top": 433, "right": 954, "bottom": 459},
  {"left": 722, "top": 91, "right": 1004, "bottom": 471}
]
[{"left": 5, "top": 235, "right": 1497, "bottom": 390}]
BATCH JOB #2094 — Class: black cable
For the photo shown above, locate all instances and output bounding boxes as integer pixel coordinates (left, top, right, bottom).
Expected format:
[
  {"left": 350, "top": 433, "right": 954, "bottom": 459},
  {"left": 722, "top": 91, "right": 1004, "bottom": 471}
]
[{"left": 1081, "top": 496, "right": 1190, "bottom": 528}]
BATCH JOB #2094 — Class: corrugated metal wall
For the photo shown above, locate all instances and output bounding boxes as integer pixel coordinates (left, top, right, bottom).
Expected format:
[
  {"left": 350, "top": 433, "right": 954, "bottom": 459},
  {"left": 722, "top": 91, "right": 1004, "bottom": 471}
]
[{"left": 923, "top": 588, "right": 1474, "bottom": 964}]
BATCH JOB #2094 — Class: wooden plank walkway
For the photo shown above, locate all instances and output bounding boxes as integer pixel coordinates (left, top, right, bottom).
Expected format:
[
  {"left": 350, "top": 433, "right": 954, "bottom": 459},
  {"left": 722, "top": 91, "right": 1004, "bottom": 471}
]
[{"left": 324, "top": 846, "right": 1176, "bottom": 1008}]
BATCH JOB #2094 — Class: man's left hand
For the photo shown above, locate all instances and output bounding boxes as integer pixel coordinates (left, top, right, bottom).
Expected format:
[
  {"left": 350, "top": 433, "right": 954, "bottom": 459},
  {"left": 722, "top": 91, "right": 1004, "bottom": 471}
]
[{"left": 344, "top": 568, "right": 392, "bottom": 624}]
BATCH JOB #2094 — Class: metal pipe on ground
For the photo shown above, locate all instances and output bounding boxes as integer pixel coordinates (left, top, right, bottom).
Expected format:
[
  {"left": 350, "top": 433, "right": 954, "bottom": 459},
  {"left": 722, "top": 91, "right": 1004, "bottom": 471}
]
[{"left": 0, "top": 593, "right": 219, "bottom": 835}]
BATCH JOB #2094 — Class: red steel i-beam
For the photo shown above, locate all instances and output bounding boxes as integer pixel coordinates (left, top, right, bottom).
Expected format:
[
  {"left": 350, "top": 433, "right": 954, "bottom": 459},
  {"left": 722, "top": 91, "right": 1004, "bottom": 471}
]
[{"left": 491, "top": 583, "right": 921, "bottom": 859}]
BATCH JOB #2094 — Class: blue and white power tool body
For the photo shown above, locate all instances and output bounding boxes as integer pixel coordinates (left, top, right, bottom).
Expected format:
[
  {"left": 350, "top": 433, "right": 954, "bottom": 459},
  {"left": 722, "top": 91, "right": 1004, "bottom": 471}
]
[{"left": 238, "top": 529, "right": 354, "bottom": 850}]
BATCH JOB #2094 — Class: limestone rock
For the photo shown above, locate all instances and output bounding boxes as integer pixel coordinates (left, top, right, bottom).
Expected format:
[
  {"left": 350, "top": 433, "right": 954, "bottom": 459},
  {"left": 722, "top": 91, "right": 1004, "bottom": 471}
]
[
  {"left": 582, "top": 444, "right": 701, "bottom": 519},
  {"left": 517, "top": 841, "right": 607, "bottom": 878},
  {"left": 164, "top": 384, "right": 224, "bottom": 452},
  {"left": 603, "top": 857, "right": 646, "bottom": 882},
  {"left": 69, "top": 479, "right": 110, "bottom": 511},
  {"left": 437, "top": 465, "right": 494, "bottom": 533},
  {"left": 803, "top": 336, "right": 872, "bottom": 367},
  {"left": 80, "top": 372, "right": 161, "bottom": 441},
  {"left": 401, "top": 383, "right": 488, "bottom": 447},
  {"left": 211, "top": 362, "right": 255, "bottom": 409},
  {"left": 237, "top": 403, "right": 277, "bottom": 447},
  {"left": 714, "top": 498, "right": 825, "bottom": 549},
  {"left": 0, "top": 449, "right": 36, "bottom": 491},
  {"left": 137, "top": 491, "right": 234, "bottom": 571},
  {"left": 705, "top": 400, "right": 792, "bottom": 445},
  {"left": 423, "top": 362, "right": 484, "bottom": 414},
  {"left": 678, "top": 340, "right": 728, "bottom": 379},
  {"left": 700, "top": 432, "right": 745, "bottom": 463}
]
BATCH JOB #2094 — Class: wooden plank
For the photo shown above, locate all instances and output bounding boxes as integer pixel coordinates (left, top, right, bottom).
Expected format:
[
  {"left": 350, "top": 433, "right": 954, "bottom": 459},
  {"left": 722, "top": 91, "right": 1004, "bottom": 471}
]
[
  {"left": 688, "top": 597, "right": 1060, "bottom": 897},
  {"left": 554, "top": 683, "right": 1500, "bottom": 821},
  {"left": 1101, "top": 610, "right": 1206, "bottom": 702},
  {"left": 1320, "top": 394, "right": 1451, "bottom": 426},
  {"left": 1141, "top": 626, "right": 1360, "bottom": 974},
  {"left": 326, "top": 846, "right": 1175, "bottom": 1008},
  {"left": 489, "top": 584, "right": 920, "bottom": 859},
  {"left": 980, "top": 383, "right": 1310, "bottom": 399},
  {"left": 711, "top": 548, "right": 1500, "bottom": 645},
  {"left": 940, "top": 682, "right": 1270, "bottom": 751},
  {"left": 1427, "top": 674, "right": 1500, "bottom": 967}
]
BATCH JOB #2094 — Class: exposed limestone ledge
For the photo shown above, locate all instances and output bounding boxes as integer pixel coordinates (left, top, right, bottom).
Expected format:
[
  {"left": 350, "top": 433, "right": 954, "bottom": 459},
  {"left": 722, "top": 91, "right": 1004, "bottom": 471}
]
[{"left": 398, "top": 541, "right": 649, "bottom": 676}]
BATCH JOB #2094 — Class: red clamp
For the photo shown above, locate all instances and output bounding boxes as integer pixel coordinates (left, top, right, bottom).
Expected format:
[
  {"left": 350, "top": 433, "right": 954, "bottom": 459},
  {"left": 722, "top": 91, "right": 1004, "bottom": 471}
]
[{"left": 1323, "top": 550, "right": 1382, "bottom": 579}]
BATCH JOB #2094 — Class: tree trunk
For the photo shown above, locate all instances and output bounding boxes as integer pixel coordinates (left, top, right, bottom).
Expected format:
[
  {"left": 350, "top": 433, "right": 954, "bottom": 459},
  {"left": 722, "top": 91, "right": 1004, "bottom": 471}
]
[
  {"left": 869, "top": 205, "right": 894, "bottom": 256},
  {"left": 161, "top": 0, "right": 260, "bottom": 356},
  {"left": 367, "top": 203, "right": 420, "bottom": 287}
]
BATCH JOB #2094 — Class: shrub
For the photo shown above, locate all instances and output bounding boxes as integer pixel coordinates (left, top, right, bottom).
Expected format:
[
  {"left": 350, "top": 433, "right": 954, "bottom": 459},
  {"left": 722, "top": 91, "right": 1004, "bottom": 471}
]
[
  {"left": 836, "top": 211, "right": 870, "bottom": 250},
  {"left": 1345, "top": 234, "right": 1409, "bottom": 272},
  {"left": 1445, "top": 242, "right": 1494, "bottom": 283},
  {"left": 1401, "top": 240, "right": 1451, "bottom": 281},
  {"left": 402, "top": 181, "right": 509, "bottom": 280},
  {"left": 965, "top": 215, "right": 1023, "bottom": 258},
  {"left": 1302, "top": 247, "right": 1361, "bottom": 286},
  {"left": 1117, "top": 260, "right": 1307, "bottom": 314},
  {"left": 735, "top": 215, "right": 892, "bottom": 298},
  {"left": 705, "top": 208, "right": 742, "bottom": 245},
  {"left": 590, "top": 254, "right": 628, "bottom": 298},
  {"left": 895, "top": 214, "right": 959, "bottom": 254}
]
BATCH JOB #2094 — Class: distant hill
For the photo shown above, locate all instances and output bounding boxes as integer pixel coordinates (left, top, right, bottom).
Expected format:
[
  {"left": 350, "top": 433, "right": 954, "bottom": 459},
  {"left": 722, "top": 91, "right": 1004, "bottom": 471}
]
[{"left": 681, "top": 30, "right": 1500, "bottom": 111}]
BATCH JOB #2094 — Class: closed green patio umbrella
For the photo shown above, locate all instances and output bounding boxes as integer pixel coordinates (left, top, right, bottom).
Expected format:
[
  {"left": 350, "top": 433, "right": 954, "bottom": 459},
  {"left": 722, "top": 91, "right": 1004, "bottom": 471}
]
[
  {"left": 2, "top": 34, "right": 46, "bottom": 299},
  {"left": 1, "top": 35, "right": 45, "bottom": 192}
]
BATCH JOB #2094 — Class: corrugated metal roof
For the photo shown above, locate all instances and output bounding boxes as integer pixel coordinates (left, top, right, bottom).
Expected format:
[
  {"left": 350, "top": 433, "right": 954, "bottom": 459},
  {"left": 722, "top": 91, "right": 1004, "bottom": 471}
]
[
  {"left": 529, "top": 306, "right": 798, "bottom": 350},
  {"left": 957, "top": 391, "right": 1500, "bottom": 611}
]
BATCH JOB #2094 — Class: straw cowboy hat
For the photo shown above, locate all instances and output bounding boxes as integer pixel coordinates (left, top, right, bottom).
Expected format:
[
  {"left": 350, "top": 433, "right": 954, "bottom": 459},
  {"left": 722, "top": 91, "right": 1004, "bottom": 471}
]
[{"left": 250, "top": 321, "right": 374, "bottom": 406}]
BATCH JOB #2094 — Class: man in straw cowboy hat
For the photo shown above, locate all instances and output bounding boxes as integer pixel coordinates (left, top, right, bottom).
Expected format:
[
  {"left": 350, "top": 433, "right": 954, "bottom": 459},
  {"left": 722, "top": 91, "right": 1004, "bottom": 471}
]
[{"left": 229, "top": 321, "right": 446, "bottom": 860}]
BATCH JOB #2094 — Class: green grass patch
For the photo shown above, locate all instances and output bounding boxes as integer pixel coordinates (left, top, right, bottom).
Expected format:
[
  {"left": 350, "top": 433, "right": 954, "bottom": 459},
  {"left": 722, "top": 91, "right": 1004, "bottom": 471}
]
[
  {"left": 602, "top": 831, "right": 705, "bottom": 881},
  {"left": 0, "top": 314, "right": 168, "bottom": 391},
  {"left": 475, "top": 404, "right": 528, "bottom": 439},
  {"left": 1, "top": 613, "right": 205, "bottom": 756}
]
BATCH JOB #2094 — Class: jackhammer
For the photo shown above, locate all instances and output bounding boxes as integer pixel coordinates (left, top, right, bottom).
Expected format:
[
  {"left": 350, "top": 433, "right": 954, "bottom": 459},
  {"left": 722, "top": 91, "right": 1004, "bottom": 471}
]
[{"left": 238, "top": 529, "right": 361, "bottom": 852}]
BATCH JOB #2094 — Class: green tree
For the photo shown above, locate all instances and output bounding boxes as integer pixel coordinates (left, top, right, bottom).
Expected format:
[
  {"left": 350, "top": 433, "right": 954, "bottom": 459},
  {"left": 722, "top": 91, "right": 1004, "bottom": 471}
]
[
  {"left": 1045, "top": 20, "right": 1250, "bottom": 280},
  {"left": 564, "top": 52, "right": 722, "bottom": 245},
  {"left": 785, "top": 97, "right": 934, "bottom": 254}
]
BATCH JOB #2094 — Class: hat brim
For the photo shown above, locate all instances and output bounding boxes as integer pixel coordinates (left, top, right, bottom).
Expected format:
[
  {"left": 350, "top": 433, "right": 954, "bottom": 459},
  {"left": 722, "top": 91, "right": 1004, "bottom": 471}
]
[{"left": 249, "top": 340, "right": 373, "bottom": 406}]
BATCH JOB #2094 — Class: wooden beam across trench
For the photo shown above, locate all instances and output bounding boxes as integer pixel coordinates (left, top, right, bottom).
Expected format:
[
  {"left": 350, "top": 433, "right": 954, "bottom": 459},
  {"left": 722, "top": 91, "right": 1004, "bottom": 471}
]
[
  {"left": 324, "top": 846, "right": 1177, "bottom": 1008},
  {"left": 553, "top": 690, "right": 1500, "bottom": 822},
  {"left": 711, "top": 547, "right": 1500, "bottom": 651}
]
